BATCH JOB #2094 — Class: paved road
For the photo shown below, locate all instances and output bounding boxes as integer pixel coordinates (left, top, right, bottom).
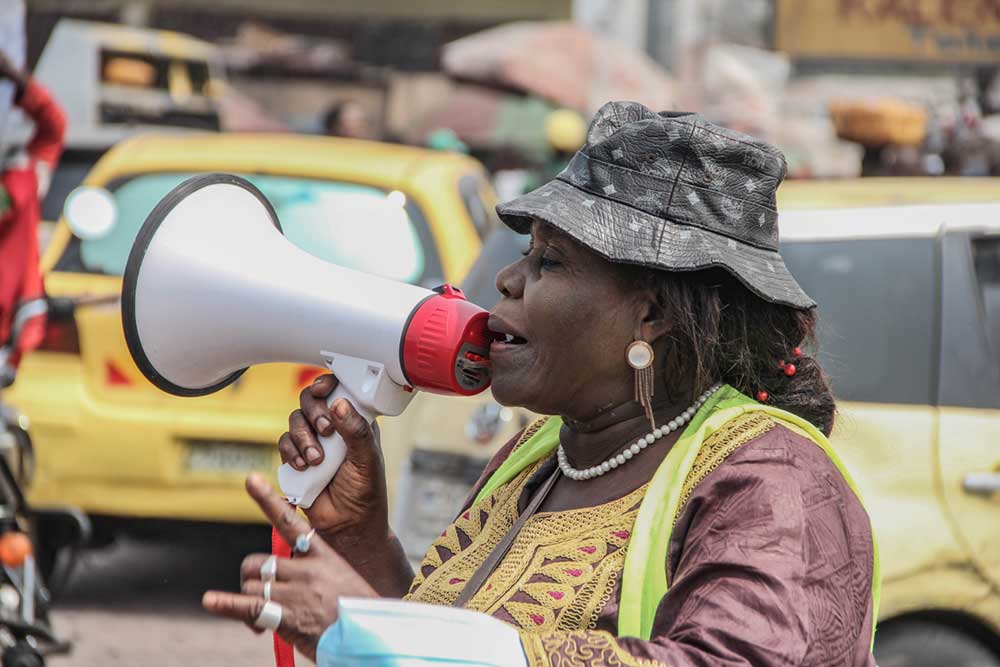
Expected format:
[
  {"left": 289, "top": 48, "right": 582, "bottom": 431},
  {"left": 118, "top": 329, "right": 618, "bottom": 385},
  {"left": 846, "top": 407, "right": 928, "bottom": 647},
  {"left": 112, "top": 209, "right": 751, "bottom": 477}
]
[{"left": 48, "top": 534, "right": 282, "bottom": 666}]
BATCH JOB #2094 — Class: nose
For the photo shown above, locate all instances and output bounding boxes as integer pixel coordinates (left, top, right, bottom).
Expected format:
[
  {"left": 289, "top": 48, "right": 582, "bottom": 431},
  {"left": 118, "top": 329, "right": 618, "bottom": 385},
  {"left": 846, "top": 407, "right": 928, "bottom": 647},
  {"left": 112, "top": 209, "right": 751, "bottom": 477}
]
[{"left": 495, "top": 259, "right": 525, "bottom": 299}]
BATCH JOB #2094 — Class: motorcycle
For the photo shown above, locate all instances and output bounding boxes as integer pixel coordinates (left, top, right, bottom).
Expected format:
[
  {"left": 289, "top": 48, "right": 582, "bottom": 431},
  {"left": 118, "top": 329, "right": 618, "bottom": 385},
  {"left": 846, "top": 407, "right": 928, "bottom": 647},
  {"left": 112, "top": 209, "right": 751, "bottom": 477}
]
[{"left": 0, "top": 345, "right": 89, "bottom": 666}]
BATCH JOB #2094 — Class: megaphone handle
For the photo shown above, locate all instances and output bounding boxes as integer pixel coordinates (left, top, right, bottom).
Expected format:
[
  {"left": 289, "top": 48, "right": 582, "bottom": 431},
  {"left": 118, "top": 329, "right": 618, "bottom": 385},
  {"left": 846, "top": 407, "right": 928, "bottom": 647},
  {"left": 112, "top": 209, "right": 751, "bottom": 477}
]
[{"left": 277, "top": 384, "right": 375, "bottom": 508}]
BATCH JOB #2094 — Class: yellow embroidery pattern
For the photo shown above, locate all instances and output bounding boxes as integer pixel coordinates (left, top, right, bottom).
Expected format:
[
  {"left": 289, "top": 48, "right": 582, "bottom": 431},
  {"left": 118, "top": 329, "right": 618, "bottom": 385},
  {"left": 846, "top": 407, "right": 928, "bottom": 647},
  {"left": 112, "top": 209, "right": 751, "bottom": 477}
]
[
  {"left": 467, "top": 489, "right": 643, "bottom": 633},
  {"left": 673, "top": 412, "right": 777, "bottom": 525},
  {"left": 406, "top": 428, "right": 646, "bottom": 635},
  {"left": 521, "top": 630, "right": 666, "bottom": 667}
]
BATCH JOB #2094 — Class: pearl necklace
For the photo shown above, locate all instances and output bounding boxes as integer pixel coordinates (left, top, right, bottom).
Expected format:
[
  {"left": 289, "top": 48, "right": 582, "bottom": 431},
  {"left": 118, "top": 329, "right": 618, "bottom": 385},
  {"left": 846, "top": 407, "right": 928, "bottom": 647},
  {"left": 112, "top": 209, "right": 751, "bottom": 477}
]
[{"left": 557, "top": 383, "right": 722, "bottom": 481}]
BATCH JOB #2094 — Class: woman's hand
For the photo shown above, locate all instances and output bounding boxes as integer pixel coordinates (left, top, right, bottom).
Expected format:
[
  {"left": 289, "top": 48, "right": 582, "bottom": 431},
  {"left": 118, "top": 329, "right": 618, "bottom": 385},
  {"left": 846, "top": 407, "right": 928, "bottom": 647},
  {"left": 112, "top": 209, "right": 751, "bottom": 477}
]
[
  {"left": 280, "top": 374, "right": 389, "bottom": 543},
  {"left": 203, "top": 474, "right": 377, "bottom": 662}
]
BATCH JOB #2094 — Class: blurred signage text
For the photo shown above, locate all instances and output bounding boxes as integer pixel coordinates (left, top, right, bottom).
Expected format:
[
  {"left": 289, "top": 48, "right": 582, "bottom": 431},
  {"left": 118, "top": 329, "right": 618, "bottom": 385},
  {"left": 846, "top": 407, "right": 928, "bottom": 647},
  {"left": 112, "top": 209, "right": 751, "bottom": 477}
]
[{"left": 776, "top": 0, "right": 1000, "bottom": 63}]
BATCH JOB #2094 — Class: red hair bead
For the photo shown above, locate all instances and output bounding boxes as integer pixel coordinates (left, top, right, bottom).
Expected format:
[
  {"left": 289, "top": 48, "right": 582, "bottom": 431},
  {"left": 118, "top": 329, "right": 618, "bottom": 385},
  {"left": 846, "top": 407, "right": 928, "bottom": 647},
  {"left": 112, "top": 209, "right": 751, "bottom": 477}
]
[
  {"left": 784, "top": 363, "right": 797, "bottom": 377},
  {"left": 777, "top": 359, "right": 785, "bottom": 369},
  {"left": 792, "top": 347, "right": 802, "bottom": 357},
  {"left": 756, "top": 390, "right": 769, "bottom": 402}
]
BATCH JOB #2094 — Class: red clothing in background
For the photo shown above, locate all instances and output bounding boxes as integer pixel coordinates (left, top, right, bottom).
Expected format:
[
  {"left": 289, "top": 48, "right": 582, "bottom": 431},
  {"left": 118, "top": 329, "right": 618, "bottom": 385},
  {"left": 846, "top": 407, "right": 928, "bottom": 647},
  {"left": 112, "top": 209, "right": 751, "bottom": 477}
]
[{"left": 0, "top": 79, "right": 65, "bottom": 374}]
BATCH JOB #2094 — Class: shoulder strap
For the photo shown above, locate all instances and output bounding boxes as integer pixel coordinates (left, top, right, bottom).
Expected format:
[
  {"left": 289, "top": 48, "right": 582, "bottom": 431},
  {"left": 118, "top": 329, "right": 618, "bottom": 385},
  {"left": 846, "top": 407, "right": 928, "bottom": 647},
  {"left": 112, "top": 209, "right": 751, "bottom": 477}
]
[
  {"left": 453, "top": 467, "right": 560, "bottom": 608},
  {"left": 618, "top": 387, "right": 881, "bottom": 649}
]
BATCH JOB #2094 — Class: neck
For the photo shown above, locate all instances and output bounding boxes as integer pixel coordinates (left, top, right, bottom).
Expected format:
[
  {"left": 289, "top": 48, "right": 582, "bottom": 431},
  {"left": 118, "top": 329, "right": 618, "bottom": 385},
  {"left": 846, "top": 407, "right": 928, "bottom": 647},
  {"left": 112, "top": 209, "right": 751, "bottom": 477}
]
[{"left": 558, "top": 387, "right": 696, "bottom": 469}]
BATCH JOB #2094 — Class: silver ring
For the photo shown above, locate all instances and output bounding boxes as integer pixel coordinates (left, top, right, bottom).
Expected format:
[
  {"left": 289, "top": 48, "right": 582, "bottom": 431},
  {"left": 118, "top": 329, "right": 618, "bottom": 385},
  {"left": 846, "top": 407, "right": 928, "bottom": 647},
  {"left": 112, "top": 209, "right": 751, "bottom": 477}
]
[
  {"left": 263, "top": 581, "right": 272, "bottom": 602},
  {"left": 254, "top": 601, "right": 282, "bottom": 631},
  {"left": 294, "top": 529, "right": 316, "bottom": 555},
  {"left": 260, "top": 555, "right": 278, "bottom": 582}
]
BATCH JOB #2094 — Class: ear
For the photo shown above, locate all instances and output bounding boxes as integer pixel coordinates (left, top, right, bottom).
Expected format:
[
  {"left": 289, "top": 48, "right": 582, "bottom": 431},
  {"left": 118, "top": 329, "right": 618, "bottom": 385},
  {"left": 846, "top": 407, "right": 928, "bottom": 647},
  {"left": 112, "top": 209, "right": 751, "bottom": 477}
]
[{"left": 636, "top": 290, "right": 672, "bottom": 344}]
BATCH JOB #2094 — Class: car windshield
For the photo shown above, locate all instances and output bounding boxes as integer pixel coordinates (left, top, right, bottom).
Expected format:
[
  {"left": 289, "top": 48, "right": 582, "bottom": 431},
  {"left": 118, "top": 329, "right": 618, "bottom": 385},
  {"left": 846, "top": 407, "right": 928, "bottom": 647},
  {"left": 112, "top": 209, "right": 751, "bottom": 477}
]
[{"left": 61, "top": 171, "right": 437, "bottom": 285}]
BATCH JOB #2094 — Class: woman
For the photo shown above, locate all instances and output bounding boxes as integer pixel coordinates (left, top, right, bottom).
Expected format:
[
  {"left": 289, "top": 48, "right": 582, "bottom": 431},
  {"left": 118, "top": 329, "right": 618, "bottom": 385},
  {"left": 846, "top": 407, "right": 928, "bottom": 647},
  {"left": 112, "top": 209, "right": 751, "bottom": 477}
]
[{"left": 204, "top": 102, "right": 879, "bottom": 666}]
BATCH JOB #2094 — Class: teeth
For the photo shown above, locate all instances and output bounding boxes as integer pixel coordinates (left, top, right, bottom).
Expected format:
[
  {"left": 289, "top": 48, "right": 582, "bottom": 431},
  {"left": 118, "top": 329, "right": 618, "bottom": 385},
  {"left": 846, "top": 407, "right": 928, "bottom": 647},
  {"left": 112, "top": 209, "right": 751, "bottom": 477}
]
[{"left": 504, "top": 333, "right": 515, "bottom": 343}]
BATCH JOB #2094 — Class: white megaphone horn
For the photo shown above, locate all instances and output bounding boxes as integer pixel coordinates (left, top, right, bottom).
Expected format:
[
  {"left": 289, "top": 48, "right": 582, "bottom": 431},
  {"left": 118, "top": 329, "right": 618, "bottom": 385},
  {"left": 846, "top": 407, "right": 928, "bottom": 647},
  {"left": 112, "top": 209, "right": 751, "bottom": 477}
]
[{"left": 121, "top": 174, "right": 493, "bottom": 508}]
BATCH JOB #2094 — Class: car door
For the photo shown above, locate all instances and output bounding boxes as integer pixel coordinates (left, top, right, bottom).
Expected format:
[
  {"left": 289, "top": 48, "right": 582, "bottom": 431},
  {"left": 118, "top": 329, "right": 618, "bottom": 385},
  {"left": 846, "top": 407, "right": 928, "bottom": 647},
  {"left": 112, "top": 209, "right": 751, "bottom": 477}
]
[{"left": 937, "top": 229, "right": 1000, "bottom": 590}]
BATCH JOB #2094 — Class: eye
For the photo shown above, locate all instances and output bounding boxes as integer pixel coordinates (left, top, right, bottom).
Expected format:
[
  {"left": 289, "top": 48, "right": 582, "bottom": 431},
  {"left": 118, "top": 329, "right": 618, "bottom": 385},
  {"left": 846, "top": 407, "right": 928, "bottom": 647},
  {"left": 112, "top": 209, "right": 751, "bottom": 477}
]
[{"left": 540, "top": 254, "right": 561, "bottom": 270}]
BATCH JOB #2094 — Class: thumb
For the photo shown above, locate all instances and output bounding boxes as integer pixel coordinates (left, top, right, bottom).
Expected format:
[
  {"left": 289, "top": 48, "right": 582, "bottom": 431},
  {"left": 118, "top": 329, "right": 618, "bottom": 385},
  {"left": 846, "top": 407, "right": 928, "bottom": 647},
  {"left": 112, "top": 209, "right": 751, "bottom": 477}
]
[{"left": 329, "top": 398, "right": 376, "bottom": 463}]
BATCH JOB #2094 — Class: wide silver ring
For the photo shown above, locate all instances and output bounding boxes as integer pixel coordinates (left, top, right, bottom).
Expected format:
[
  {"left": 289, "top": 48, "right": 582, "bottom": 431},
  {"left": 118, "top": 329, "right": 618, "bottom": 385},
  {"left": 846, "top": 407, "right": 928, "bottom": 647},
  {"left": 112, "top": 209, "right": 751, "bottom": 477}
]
[
  {"left": 294, "top": 529, "right": 316, "bottom": 555},
  {"left": 263, "top": 580, "right": 272, "bottom": 602},
  {"left": 254, "top": 601, "right": 282, "bottom": 631},
  {"left": 260, "top": 555, "right": 278, "bottom": 582}
]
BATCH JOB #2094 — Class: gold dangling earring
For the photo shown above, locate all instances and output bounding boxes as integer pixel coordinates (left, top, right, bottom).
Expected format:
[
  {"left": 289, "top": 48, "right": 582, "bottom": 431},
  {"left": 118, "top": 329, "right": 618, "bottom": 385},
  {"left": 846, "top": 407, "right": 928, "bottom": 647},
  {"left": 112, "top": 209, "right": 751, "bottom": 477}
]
[{"left": 626, "top": 340, "right": 656, "bottom": 431}]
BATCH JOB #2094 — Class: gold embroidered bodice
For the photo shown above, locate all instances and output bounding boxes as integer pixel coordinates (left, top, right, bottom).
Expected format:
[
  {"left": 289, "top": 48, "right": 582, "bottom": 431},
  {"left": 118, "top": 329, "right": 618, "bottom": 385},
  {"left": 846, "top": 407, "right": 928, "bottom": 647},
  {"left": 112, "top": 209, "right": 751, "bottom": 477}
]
[
  {"left": 406, "top": 447, "right": 647, "bottom": 633},
  {"left": 405, "top": 411, "right": 777, "bottom": 638}
]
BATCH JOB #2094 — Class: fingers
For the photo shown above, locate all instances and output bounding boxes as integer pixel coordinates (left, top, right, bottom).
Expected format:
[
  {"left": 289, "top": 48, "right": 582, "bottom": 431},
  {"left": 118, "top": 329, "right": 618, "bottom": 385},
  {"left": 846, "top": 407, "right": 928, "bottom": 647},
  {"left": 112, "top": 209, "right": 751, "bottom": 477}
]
[
  {"left": 245, "top": 474, "right": 330, "bottom": 552},
  {"left": 308, "top": 373, "right": 338, "bottom": 399},
  {"left": 241, "top": 579, "right": 294, "bottom": 598},
  {"left": 300, "top": 383, "right": 335, "bottom": 442},
  {"left": 289, "top": 408, "right": 324, "bottom": 466},
  {"left": 240, "top": 553, "right": 313, "bottom": 583},
  {"left": 328, "top": 398, "right": 375, "bottom": 458},
  {"left": 278, "top": 431, "right": 306, "bottom": 471},
  {"left": 203, "top": 590, "right": 269, "bottom": 629}
]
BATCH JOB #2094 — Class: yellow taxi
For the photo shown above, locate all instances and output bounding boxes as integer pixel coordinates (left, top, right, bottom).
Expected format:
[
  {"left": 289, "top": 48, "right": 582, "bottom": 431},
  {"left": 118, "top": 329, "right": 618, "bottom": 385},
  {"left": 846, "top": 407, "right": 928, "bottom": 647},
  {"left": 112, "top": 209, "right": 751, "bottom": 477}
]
[
  {"left": 386, "top": 178, "right": 1000, "bottom": 666},
  {"left": 8, "top": 132, "right": 498, "bottom": 534}
]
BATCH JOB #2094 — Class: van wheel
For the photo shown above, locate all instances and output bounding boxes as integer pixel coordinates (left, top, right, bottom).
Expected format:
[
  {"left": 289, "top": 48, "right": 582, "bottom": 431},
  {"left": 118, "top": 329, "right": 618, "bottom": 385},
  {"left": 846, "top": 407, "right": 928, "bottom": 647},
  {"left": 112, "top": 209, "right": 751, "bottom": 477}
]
[{"left": 875, "top": 620, "right": 1000, "bottom": 667}]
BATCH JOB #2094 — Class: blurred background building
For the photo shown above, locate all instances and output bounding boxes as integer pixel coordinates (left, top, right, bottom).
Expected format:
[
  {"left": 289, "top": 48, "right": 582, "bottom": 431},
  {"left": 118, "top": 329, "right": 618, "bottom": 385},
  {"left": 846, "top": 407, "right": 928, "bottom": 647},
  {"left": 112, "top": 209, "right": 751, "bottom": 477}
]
[{"left": 14, "top": 0, "right": 999, "bottom": 181}]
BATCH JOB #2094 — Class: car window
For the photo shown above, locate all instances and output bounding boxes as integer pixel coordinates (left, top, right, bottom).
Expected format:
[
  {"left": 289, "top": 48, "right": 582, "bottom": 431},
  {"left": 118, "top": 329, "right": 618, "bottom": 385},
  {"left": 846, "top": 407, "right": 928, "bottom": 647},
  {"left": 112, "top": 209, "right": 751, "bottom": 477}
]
[
  {"left": 458, "top": 173, "right": 500, "bottom": 240},
  {"left": 973, "top": 237, "right": 1000, "bottom": 366},
  {"left": 782, "top": 238, "right": 937, "bottom": 405},
  {"left": 54, "top": 172, "right": 443, "bottom": 285}
]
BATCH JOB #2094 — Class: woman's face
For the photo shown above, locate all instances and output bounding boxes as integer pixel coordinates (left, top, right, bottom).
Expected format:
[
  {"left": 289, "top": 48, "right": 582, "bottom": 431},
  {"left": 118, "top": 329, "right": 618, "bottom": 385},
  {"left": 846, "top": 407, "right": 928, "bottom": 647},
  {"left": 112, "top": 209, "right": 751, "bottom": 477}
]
[{"left": 488, "top": 221, "right": 645, "bottom": 419}]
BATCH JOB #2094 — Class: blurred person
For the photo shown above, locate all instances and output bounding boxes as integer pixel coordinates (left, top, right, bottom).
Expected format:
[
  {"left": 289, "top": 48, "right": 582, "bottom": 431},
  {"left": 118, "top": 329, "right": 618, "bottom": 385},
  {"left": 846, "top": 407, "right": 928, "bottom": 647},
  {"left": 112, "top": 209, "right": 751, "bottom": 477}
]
[
  {"left": 425, "top": 127, "right": 469, "bottom": 153},
  {"left": 0, "top": 52, "right": 65, "bottom": 387},
  {"left": 520, "top": 108, "right": 586, "bottom": 194},
  {"left": 205, "top": 103, "right": 878, "bottom": 667},
  {"left": 322, "top": 100, "right": 371, "bottom": 140}
]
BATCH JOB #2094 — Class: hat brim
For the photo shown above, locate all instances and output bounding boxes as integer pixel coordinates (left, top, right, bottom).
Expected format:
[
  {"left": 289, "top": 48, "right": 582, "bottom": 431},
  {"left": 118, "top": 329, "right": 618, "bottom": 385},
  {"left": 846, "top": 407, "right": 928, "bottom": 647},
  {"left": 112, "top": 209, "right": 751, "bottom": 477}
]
[{"left": 496, "top": 179, "right": 816, "bottom": 310}]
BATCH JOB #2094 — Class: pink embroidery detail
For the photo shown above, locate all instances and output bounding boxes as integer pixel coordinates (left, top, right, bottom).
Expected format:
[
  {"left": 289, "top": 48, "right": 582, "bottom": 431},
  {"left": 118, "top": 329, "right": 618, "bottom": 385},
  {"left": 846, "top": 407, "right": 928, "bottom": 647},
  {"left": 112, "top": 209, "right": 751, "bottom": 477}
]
[
  {"left": 579, "top": 546, "right": 597, "bottom": 554},
  {"left": 462, "top": 511, "right": 470, "bottom": 520},
  {"left": 448, "top": 578, "right": 465, "bottom": 585},
  {"left": 530, "top": 614, "right": 545, "bottom": 625},
  {"left": 547, "top": 591, "right": 564, "bottom": 600},
  {"left": 613, "top": 530, "right": 630, "bottom": 540},
  {"left": 564, "top": 568, "right": 583, "bottom": 577}
]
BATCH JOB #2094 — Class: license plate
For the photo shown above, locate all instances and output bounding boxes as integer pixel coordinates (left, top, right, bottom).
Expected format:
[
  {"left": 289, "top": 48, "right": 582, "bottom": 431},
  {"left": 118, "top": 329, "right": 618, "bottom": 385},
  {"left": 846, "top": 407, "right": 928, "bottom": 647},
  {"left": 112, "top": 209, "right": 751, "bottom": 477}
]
[{"left": 185, "top": 440, "right": 273, "bottom": 473}]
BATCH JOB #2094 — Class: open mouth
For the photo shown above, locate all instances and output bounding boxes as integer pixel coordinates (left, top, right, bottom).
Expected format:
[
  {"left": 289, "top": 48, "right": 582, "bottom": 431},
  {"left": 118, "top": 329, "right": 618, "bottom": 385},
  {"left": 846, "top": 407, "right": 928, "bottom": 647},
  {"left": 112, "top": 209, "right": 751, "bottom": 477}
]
[{"left": 494, "top": 332, "right": 528, "bottom": 346}]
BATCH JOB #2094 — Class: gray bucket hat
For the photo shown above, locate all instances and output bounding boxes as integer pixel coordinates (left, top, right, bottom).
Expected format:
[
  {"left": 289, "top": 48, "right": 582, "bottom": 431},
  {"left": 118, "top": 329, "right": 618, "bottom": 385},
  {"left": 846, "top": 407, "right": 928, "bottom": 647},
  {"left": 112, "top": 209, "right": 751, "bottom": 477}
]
[{"left": 496, "top": 101, "right": 815, "bottom": 309}]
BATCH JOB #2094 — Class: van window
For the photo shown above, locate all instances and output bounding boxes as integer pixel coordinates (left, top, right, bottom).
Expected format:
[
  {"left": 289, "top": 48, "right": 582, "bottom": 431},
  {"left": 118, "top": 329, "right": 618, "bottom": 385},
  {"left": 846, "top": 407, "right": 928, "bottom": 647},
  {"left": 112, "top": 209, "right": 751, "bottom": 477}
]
[
  {"left": 99, "top": 49, "right": 219, "bottom": 130},
  {"left": 54, "top": 172, "right": 443, "bottom": 286},
  {"left": 781, "top": 238, "right": 937, "bottom": 405},
  {"left": 973, "top": 237, "right": 1000, "bottom": 366},
  {"left": 458, "top": 174, "right": 499, "bottom": 240}
]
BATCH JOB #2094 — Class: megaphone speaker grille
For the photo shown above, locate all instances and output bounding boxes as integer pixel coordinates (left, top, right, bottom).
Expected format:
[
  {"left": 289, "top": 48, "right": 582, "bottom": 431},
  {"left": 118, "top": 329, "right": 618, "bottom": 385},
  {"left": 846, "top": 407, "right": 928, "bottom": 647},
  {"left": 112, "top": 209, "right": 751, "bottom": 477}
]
[{"left": 121, "top": 173, "right": 282, "bottom": 397}]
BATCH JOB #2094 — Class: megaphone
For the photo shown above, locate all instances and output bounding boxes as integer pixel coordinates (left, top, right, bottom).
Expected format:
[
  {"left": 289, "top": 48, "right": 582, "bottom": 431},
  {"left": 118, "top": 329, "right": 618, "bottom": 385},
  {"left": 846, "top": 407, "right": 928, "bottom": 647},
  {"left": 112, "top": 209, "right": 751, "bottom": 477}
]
[{"left": 121, "top": 174, "right": 493, "bottom": 508}]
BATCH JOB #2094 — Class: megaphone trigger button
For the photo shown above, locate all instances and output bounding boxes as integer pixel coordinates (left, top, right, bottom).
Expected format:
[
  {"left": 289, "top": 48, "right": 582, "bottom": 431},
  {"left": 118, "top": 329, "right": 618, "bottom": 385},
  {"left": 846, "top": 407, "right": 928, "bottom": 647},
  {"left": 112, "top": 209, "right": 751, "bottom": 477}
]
[{"left": 432, "top": 284, "right": 465, "bottom": 299}]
